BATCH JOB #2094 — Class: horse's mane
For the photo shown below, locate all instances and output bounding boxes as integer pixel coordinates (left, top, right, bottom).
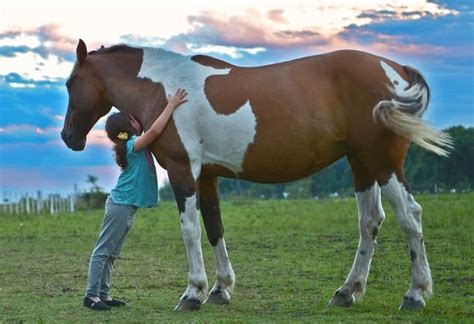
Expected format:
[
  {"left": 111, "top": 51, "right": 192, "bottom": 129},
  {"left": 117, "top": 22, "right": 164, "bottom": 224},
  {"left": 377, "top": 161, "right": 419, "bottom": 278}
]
[
  {"left": 88, "top": 43, "right": 235, "bottom": 69},
  {"left": 89, "top": 44, "right": 139, "bottom": 56}
]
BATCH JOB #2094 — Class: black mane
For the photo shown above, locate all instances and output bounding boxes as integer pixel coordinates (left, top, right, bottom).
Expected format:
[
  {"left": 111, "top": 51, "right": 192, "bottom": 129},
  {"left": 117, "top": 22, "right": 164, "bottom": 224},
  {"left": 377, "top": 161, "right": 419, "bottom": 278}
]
[{"left": 89, "top": 44, "right": 139, "bottom": 55}]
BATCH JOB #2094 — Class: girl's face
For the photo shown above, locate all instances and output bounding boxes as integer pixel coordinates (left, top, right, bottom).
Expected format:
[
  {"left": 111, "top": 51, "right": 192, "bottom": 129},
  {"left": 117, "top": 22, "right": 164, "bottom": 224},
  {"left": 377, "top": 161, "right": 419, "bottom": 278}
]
[{"left": 129, "top": 114, "right": 142, "bottom": 135}]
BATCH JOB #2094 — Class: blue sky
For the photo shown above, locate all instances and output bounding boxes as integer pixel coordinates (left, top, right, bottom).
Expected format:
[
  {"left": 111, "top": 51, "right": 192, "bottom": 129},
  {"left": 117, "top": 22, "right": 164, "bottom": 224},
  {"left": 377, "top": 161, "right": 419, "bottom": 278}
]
[{"left": 0, "top": 0, "right": 473, "bottom": 195}]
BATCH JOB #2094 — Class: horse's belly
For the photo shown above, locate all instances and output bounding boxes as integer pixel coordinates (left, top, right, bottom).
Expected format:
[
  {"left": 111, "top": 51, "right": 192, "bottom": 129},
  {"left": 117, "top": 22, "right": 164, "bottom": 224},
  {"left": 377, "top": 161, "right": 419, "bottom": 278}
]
[
  {"left": 239, "top": 139, "right": 346, "bottom": 183},
  {"left": 200, "top": 122, "right": 347, "bottom": 183}
]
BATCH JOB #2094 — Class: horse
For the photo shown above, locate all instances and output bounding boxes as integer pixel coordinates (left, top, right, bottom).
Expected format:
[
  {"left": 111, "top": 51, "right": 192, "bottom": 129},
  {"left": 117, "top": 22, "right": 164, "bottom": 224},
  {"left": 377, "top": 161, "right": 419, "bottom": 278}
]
[{"left": 61, "top": 39, "right": 451, "bottom": 311}]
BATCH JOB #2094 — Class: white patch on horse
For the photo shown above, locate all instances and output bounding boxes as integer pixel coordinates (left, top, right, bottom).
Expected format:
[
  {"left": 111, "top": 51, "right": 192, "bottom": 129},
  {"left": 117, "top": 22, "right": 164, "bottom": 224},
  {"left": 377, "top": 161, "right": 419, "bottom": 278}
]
[
  {"left": 137, "top": 48, "right": 257, "bottom": 180},
  {"left": 381, "top": 174, "right": 432, "bottom": 302},
  {"left": 341, "top": 183, "right": 385, "bottom": 298},
  {"left": 179, "top": 194, "right": 208, "bottom": 301},
  {"left": 380, "top": 60, "right": 409, "bottom": 93},
  {"left": 213, "top": 238, "right": 235, "bottom": 291}
]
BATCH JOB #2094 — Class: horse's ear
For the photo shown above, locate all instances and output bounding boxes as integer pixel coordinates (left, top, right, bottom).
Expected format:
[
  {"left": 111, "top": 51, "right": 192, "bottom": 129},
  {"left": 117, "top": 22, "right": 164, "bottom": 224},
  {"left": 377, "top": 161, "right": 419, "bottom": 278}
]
[{"left": 76, "top": 39, "right": 87, "bottom": 64}]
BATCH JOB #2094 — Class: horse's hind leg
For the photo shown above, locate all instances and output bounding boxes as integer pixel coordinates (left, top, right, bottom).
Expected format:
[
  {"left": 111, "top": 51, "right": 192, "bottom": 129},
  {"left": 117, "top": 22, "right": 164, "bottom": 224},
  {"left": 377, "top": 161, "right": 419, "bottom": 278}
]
[
  {"left": 329, "top": 155, "right": 385, "bottom": 307},
  {"left": 381, "top": 172, "right": 432, "bottom": 310},
  {"left": 199, "top": 176, "right": 235, "bottom": 305}
]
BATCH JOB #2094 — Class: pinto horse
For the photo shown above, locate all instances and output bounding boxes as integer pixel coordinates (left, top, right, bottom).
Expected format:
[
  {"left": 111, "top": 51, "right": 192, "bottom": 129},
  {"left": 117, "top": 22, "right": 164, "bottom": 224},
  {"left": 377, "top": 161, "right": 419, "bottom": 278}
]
[{"left": 61, "top": 40, "right": 451, "bottom": 311}]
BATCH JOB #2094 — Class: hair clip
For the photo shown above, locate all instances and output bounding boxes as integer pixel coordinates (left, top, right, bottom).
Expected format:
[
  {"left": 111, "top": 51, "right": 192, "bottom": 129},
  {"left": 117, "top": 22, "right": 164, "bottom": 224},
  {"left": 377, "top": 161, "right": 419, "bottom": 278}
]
[{"left": 117, "top": 132, "right": 128, "bottom": 140}]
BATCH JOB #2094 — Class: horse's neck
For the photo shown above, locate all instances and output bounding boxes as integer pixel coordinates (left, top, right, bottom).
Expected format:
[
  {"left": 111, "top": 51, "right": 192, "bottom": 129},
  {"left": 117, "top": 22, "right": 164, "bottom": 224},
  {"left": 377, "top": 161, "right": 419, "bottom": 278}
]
[{"left": 99, "top": 54, "right": 167, "bottom": 129}]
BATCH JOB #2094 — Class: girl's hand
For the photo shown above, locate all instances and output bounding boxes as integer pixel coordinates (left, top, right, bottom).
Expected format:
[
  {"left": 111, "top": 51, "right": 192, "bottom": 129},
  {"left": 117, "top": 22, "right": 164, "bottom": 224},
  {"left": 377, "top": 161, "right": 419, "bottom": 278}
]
[{"left": 166, "top": 88, "right": 188, "bottom": 110}]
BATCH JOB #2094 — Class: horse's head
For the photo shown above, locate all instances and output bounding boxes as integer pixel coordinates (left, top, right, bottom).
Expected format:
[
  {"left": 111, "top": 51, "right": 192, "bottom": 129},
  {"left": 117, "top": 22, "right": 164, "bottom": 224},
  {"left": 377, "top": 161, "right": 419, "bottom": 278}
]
[{"left": 61, "top": 39, "right": 112, "bottom": 151}]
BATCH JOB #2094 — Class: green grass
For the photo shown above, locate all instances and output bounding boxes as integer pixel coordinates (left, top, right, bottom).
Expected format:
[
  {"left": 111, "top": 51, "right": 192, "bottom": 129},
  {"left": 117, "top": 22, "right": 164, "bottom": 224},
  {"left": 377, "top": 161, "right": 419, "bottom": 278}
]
[{"left": 0, "top": 193, "right": 473, "bottom": 322}]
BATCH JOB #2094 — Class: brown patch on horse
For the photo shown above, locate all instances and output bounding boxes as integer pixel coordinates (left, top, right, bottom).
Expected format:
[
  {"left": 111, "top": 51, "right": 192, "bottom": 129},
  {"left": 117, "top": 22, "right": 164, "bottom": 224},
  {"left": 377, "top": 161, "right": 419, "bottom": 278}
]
[
  {"left": 190, "top": 55, "right": 252, "bottom": 116},
  {"left": 199, "top": 177, "right": 224, "bottom": 246},
  {"left": 164, "top": 152, "right": 196, "bottom": 214},
  {"left": 191, "top": 55, "right": 235, "bottom": 69},
  {"left": 202, "top": 70, "right": 252, "bottom": 115}
]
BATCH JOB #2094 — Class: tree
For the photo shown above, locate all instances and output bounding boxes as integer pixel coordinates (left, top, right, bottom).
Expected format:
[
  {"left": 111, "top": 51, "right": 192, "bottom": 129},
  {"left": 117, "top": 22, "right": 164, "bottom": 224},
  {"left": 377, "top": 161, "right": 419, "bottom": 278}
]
[
  {"left": 86, "top": 174, "right": 101, "bottom": 193},
  {"left": 79, "top": 175, "right": 107, "bottom": 209}
]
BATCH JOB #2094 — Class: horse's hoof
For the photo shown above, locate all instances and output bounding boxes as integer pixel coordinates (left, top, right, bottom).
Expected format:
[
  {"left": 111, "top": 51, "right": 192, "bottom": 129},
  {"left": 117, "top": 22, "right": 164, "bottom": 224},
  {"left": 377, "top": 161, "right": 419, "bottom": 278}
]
[
  {"left": 174, "top": 297, "right": 202, "bottom": 312},
  {"left": 399, "top": 295, "right": 425, "bottom": 310},
  {"left": 328, "top": 289, "right": 355, "bottom": 308},
  {"left": 204, "top": 289, "right": 230, "bottom": 305}
]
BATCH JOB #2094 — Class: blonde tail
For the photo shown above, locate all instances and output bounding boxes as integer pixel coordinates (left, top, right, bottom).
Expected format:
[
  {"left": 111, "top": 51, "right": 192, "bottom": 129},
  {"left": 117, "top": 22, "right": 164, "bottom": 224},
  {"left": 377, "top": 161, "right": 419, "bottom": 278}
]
[{"left": 373, "top": 65, "right": 453, "bottom": 156}]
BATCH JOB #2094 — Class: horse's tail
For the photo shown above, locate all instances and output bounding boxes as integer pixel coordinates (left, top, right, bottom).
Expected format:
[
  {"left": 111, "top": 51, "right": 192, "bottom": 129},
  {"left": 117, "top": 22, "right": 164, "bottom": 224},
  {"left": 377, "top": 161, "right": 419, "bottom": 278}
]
[{"left": 373, "top": 65, "right": 453, "bottom": 156}]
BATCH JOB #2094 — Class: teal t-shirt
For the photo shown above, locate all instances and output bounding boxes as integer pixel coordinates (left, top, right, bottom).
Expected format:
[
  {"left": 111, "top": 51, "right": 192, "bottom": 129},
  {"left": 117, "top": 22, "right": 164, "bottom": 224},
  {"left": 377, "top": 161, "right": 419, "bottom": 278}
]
[{"left": 110, "top": 136, "right": 158, "bottom": 208}]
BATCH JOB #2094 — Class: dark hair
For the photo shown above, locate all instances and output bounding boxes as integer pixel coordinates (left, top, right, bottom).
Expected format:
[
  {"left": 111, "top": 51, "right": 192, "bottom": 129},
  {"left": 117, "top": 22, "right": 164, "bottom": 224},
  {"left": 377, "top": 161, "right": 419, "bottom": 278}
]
[{"left": 105, "top": 112, "right": 135, "bottom": 170}]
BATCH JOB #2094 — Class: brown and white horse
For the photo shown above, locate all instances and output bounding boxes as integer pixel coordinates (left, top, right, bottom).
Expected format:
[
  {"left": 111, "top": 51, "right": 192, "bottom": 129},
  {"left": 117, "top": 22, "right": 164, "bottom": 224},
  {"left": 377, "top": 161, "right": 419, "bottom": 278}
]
[{"left": 61, "top": 40, "right": 451, "bottom": 311}]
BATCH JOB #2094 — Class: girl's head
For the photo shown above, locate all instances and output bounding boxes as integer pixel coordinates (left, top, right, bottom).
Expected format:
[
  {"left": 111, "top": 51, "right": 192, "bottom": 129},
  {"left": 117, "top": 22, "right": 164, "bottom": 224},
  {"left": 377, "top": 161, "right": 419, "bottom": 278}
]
[{"left": 105, "top": 112, "right": 142, "bottom": 169}]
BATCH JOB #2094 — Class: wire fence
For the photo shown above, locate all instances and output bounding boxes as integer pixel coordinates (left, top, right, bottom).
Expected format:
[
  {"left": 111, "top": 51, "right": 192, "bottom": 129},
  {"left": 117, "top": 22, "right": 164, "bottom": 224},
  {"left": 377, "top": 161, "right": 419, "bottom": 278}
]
[{"left": 1, "top": 191, "right": 75, "bottom": 215}]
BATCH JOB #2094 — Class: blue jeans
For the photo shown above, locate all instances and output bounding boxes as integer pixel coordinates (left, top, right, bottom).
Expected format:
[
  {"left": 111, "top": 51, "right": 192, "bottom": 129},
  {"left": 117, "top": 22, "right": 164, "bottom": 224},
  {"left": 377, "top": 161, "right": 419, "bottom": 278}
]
[{"left": 86, "top": 196, "right": 137, "bottom": 298}]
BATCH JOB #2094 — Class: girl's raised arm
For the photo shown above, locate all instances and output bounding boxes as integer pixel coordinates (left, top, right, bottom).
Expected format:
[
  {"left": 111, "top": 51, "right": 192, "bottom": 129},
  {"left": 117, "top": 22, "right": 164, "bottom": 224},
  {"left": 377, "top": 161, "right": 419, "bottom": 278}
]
[{"left": 133, "top": 88, "right": 187, "bottom": 152}]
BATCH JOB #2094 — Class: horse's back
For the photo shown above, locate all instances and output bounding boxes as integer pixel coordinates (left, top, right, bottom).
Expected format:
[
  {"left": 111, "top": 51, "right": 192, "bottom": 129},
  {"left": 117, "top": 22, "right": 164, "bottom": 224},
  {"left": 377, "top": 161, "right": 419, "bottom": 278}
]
[{"left": 213, "top": 50, "right": 406, "bottom": 182}]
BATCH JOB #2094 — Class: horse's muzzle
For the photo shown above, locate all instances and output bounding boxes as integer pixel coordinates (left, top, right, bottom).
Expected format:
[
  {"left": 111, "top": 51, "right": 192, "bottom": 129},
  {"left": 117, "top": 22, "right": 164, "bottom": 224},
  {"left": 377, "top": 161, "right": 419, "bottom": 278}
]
[{"left": 61, "top": 130, "right": 86, "bottom": 151}]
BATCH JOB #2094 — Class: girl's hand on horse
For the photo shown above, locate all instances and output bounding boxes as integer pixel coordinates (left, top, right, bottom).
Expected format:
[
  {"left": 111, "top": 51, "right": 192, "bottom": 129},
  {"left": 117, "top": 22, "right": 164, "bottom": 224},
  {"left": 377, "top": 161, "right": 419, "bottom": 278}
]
[
  {"left": 132, "top": 88, "right": 188, "bottom": 152},
  {"left": 166, "top": 88, "right": 188, "bottom": 110}
]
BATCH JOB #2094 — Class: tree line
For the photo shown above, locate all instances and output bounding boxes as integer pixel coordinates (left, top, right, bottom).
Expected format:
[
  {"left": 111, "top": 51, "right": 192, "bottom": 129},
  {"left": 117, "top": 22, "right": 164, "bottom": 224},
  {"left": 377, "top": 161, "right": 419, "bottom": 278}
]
[{"left": 159, "top": 125, "right": 473, "bottom": 200}]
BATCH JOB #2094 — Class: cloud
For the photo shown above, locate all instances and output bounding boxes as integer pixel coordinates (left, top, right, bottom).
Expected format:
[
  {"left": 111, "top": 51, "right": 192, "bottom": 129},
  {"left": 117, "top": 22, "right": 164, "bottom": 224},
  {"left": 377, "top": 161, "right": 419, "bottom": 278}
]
[
  {"left": 0, "top": 25, "right": 79, "bottom": 87},
  {"left": 338, "top": 6, "right": 472, "bottom": 62},
  {"left": 119, "top": 34, "right": 167, "bottom": 48},
  {"left": 0, "top": 123, "right": 60, "bottom": 135},
  {"left": 184, "top": 9, "right": 328, "bottom": 49},
  {"left": 0, "top": 51, "right": 73, "bottom": 87},
  {"left": 86, "top": 129, "right": 113, "bottom": 147},
  {"left": 142, "top": 1, "right": 458, "bottom": 62},
  {"left": 267, "top": 9, "right": 287, "bottom": 24},
  {"left": 0, "top": 24, "right": 77, "bottom": 61},
  {"left": 1, "top": 72, "right": 63, "bottom": 88}
]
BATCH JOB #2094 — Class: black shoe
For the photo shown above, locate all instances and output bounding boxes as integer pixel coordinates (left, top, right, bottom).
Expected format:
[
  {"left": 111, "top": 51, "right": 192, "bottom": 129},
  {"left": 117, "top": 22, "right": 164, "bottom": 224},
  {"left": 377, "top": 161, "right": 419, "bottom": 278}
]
[
  {"left": 101, "top": 298, "right": 126, "bottom": 307},
  {"left": 83, "top": 296, "right": 111, "bottom": 311}
]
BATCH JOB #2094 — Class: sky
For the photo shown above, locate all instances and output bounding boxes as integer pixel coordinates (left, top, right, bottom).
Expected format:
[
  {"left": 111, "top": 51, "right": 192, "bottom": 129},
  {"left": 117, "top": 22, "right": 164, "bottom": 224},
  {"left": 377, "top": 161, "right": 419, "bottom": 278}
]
[{"left": 0, "top": 0, "right": 473, "bottom": 196}]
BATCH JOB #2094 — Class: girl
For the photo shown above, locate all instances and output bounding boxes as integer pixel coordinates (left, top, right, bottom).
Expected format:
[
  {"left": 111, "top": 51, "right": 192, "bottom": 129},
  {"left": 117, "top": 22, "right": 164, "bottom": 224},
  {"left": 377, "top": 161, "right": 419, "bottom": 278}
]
[{"left": 83, "top": 89, "right": 188, "bottom": 311}]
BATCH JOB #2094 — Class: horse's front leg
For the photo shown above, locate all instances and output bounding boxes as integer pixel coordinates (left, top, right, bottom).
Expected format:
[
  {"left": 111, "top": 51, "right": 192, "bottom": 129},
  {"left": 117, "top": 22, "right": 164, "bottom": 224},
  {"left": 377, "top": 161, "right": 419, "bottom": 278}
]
[
  {"left": 199, "top": 176, "right": 235, "bottom": 305},
  {"left": 167, "top": 161, "right": 208, "bottom": 311}
]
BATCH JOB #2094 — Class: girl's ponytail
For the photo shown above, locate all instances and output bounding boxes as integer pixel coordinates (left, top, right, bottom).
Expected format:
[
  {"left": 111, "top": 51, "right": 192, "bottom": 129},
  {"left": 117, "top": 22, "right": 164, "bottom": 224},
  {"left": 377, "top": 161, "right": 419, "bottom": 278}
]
[{"left": 114, "top": 141, "right": 128, "bottom": 169}]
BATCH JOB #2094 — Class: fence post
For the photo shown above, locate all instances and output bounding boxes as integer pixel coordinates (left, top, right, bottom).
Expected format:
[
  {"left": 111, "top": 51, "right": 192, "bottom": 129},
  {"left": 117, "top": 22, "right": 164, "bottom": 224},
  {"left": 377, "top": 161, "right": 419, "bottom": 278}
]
[
  {"left": 2, "top": 192, "right": 5, "bottom": 213},
  {"left": 37, "top": 191, "right": 43, "bottom": 214},
  {"left": 15, "top": 193, "right": 19, "bottom": 214},
  {"left": 60, "top": 196, "right": 64, "bottom": 213},
  {"left": 9, "top": 192, "right": 13, "bottom": 214},
  {"left": 69, "top": 194, "right": 75, "bottom": 213},
  {"left": 49, "top": 194, "right": 54, "bottom": 215},
  {"left": 26, "top": 192, "right": 30, "bottom": 214}
]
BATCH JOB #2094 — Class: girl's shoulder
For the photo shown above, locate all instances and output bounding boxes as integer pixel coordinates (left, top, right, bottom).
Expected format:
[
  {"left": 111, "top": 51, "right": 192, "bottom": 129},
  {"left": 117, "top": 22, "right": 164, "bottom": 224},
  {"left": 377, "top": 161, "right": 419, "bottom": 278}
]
[{"left": 126, "top": 135, "right": 139, "bottom": 155}]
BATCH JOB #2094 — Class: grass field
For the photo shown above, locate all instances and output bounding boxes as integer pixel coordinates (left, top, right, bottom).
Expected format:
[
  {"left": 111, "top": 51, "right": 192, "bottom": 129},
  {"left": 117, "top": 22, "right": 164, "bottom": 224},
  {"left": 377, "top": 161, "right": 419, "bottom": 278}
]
[{"left": 0, "top": 193, "right": 473, "bottom": 322}]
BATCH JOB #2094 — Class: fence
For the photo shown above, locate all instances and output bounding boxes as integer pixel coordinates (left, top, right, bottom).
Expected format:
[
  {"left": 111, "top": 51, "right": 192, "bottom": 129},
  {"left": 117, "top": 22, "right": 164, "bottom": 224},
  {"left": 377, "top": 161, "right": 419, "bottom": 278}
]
[{"left": 1, "top": 191, "right": 75, "bottom": 215}]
